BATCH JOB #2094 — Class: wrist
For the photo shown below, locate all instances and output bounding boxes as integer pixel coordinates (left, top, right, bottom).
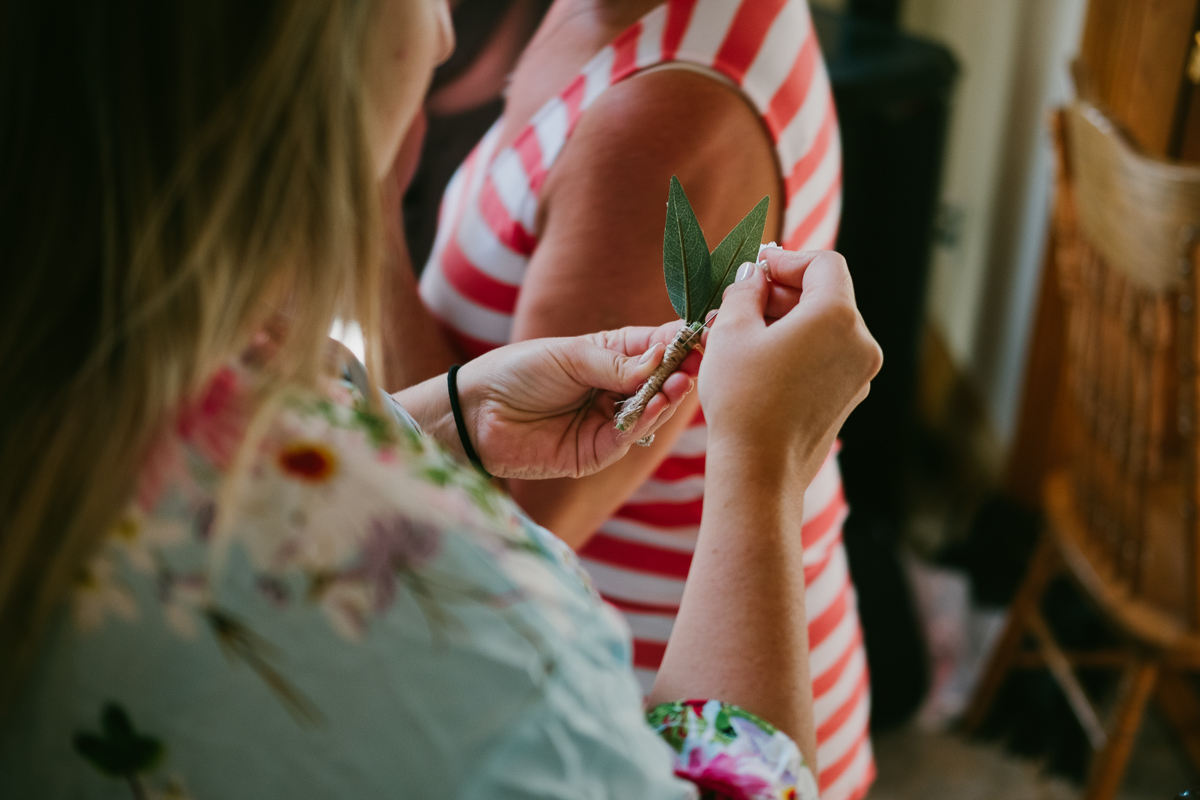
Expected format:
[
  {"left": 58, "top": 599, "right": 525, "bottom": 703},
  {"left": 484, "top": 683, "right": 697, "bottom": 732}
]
[
  {"left": 704, "top": 433, "right": 803, "bottom": 498},
  {"left": 392, "top": 376, "right": 465, "bottom": 460},
  {"left": 705, "top": 408, "right": 835, "bottom": 488},
  {"left": 695, "top": 434, "right": 807, "bottom": 557},
  {"left": 705, "top": 420, "right": 799, "bottom": 474},
  {"left": 447, "top": 363, "right": 491, "bottom": 477}
]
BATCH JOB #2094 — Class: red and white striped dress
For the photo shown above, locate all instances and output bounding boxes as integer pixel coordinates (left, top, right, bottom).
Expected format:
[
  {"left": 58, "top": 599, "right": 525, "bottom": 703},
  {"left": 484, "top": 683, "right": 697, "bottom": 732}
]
[{"left": 420, "top": 2, "right": 874, "bottom": 797}]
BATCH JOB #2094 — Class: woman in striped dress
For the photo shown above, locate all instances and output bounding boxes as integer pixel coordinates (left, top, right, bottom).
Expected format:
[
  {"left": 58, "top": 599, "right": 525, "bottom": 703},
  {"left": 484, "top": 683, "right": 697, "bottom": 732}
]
[{"left": 419, "top": 2, "right": 875, "bottom": 797}]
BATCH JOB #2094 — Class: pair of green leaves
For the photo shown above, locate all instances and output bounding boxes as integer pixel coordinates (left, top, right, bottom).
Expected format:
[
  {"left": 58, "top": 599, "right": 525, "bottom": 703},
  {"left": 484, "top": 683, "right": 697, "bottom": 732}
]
[
  {"left": 663, "top": 175, "right": 770, "bottom": 325},
  {"left": 73, "top": 703, "right": 165, "bottom": 778}
]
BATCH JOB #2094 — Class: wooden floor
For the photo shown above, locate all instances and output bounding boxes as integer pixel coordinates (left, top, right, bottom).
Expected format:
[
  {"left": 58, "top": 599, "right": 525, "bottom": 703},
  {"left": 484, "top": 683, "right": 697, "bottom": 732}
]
[{"left": 868, "top": 707, "right": 1197, "bottom": 799}]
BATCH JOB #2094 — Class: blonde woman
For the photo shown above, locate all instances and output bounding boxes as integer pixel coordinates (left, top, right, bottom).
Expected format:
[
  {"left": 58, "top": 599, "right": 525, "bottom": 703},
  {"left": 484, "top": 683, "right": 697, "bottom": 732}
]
[{"left": 0, "top": 1, "right": 880, "bottom": 798}]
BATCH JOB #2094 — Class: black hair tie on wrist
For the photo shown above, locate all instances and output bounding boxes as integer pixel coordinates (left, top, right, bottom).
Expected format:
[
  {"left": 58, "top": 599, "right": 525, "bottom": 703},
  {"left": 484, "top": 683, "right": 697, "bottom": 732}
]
[{"left": 448, "top": 365, "right": 492, "bottom": 479}]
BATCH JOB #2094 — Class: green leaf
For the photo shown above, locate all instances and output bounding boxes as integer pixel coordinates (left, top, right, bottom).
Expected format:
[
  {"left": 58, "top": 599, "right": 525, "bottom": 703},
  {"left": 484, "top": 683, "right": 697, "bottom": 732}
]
[
  {"left": 701, "top": 194, "right": 769, "bottom": 317},
  {"left": 663, "top": 176, "right": 712, "bottom": 323},
  {"left": 72, "top": 703, "right": 165, "bottom": 778}
]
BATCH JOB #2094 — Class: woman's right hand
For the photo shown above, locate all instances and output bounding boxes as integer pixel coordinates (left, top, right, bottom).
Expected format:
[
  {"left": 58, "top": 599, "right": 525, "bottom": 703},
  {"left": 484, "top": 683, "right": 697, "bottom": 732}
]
[
  {"left": 655, "top": 249, "right": 878, "bottom": 762},
  {"left": 698, "top": 249, "right": 882, "bottom": 489}
]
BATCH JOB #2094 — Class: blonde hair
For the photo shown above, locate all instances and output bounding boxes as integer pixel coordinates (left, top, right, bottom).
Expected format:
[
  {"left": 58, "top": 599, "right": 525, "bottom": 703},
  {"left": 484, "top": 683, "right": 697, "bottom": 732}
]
[{"left": 0, "top": 0, "right": 384, "bottom": 700}]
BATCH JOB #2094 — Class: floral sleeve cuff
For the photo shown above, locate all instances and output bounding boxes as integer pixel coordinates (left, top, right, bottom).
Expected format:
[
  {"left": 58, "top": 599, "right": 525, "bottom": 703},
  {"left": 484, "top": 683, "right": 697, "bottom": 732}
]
[{"left": 646, "top": 700, "right": 818, "bottom": 800}]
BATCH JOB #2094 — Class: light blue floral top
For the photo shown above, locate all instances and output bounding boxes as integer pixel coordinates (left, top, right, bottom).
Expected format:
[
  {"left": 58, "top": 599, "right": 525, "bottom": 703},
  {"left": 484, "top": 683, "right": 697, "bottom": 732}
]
[{"left": 0, "top": 358, "right": 816, "bottom": 800}]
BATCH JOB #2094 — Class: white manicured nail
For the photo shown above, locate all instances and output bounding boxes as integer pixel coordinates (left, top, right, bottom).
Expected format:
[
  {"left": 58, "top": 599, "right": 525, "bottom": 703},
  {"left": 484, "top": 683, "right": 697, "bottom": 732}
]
[
  {"left": 736, "top": 262, "right": 755, "bottom": 282},
  {"left": 638, "top": 343, "right": 661, "bottom": 365}
]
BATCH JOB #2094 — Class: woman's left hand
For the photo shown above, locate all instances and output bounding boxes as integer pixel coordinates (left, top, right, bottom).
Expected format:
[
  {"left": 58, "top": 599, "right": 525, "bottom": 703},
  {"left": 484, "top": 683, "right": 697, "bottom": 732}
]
[
  {"left": 398, "top": 322, "right": 700, "bottom": 480},
  {"left": 462, "top": 322, "right": 700, "bottom": 479}
]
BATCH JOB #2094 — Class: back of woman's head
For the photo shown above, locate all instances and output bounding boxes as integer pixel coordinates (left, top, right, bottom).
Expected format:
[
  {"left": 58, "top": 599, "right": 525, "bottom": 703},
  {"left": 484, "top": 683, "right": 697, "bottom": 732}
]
[{"left": 0, "top": 0, "right": 382, "bottom": 699}]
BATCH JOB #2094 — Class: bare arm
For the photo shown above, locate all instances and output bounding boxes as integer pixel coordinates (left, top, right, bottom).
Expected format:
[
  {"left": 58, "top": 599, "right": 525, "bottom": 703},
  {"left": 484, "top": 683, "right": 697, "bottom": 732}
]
[
  {"left": 649, "top": 251, "right": 883, "bottom": 771},
  {"left": 664, "top": 434, "right": 814, "bottom": 760},
  {"left": 507, "top": 68, "right": 783, "bottom": 547},
  {"left": 393, "top": 322, "right": 697, "bottom": 480}
]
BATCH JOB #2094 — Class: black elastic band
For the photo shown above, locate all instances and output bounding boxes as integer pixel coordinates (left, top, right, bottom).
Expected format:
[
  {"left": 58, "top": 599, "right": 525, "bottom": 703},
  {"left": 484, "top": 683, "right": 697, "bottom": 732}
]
[{"left": 448, "top": 365, "right": 491, "bottom": 479}]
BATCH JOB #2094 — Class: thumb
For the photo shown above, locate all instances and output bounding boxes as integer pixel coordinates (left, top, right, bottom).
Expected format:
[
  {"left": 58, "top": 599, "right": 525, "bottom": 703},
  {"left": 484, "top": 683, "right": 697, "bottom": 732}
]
[
  {"left": 565, "top": 339, "right": 666, "bottom": 397},
  {"left": 711, "top": 262, "right": 769, "bottom": 333}
]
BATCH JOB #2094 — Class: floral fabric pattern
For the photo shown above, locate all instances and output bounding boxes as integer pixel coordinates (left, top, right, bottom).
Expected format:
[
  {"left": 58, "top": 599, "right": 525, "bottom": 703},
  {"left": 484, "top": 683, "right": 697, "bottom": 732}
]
[
  {"left": 649, "top": 700, "right": 818, "bottom": 800},
  {"left": 0, "top": 357, "right": 813, "bottom": 800}
]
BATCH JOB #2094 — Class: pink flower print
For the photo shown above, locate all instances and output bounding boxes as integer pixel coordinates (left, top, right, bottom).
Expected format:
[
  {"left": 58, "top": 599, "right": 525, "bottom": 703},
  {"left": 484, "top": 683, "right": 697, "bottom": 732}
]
[
  {"left": 343, "top": 515, "right": 441, "bottom": 612},
  {"left": 176, "top": 366, "right": 247, "bottom": 470},
  {"left": 678, "top": 750, "right": 773, "bottom": 799}
]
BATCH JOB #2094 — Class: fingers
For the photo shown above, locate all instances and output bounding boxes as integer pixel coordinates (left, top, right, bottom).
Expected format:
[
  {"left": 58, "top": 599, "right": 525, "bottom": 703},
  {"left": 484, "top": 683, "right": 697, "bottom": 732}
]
[
  {"left": 618, "top": 341, "right": 667, "bottom": 394},
  {"left": 589, "top": 320, "right": 686, "bottom": 360},
  {"left": 567, "top": 319, "right": 704, "bottom": 437},
  {"left": 760, "top": 249, "right": 857, "bottom": 307},
  {"left": 614, "top": 370, "right": 694, "bottom": 444},
  {"left": 711, "top": 261, "right": 770, "bottom": 333},
  {"left": 766, "top": 283, "right": 801, "bottom": 319},
  {"left": 550, "top": 339, "right": 659, "bottom": 399},
  {"left": 582, "top": 330, "right": 703, "bottom": 399},
  {"left": 658, "top": 369, "right": 695, "bottom": 408},
  {"left": 767, "top": 253, "right": 864, "bottom": 346},
  {"left": 793, "top": 251, "right": 857, "bottom": 308},
  {"left": 675, "top": 345, "right": 702, "bottom": 377},
  {"left": 618, "top": 351, "right": 694, "bottom": 423},
  {"left": 758, "top": 247, "right": 821, "bottom": 289}
]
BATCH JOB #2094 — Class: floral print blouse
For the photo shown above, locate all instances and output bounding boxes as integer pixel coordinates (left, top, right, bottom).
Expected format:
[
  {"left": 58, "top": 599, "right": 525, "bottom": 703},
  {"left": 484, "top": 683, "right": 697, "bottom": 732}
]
[{"left": 0, "top": 357, "right": 817, "bottom": 800}]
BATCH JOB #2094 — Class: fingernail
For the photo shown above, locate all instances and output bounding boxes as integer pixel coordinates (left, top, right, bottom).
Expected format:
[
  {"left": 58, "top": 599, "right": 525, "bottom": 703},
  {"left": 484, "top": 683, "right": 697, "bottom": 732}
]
[
  {"left": 638, "top": 343, "right": 661, "bottom": 365},
  {"left": 736, "top": 262, "right": 755, "bottom": 282}
]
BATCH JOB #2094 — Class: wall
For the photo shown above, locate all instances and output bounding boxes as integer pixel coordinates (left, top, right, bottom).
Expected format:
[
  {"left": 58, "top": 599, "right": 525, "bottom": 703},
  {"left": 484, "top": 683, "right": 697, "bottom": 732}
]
[
  {"left": 902, "top": 0, "right": 1088, "bottom": 447},
  {"left": 967, "top": 0, "right": 1088, "bottom": 444},
  {"left": 812, "top": 0, "right": 1090, "bottom": 449}
]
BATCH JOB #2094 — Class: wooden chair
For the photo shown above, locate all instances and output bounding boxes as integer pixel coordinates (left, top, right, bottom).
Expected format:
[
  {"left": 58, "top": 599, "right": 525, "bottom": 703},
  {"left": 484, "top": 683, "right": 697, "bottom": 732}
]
[{"left": 963, "top": 100, "right": 1200, "bottom": 800}]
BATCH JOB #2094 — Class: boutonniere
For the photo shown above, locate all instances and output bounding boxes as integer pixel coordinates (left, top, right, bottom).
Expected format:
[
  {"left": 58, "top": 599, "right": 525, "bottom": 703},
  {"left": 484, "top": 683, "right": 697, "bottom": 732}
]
[{"left": 615, "top": 176, "right": 768, "bottom": 431}]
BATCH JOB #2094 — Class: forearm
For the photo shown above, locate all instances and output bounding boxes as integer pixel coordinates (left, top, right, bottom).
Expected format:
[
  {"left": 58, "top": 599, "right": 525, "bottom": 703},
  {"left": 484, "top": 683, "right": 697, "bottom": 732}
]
[
  {"left": 392, "top": 372, "right": 468, "bottom": 462},
  {"left": 648, "top": 437, "right": 817, "bottom": 770}
]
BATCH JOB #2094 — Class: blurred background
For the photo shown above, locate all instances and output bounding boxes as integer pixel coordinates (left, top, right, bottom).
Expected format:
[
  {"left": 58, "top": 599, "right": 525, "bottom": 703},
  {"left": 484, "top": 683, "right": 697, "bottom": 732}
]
[
  {"left": 805, "top": 1, "right": 1200, "bottom": 798},
  {"left": 408, "top": 1, "right": 1200, "bottom": 796}
]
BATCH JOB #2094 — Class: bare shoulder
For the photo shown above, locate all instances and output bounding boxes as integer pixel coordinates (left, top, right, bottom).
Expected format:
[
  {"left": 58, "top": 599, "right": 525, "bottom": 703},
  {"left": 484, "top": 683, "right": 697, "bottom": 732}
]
[{"left": 541, "top": 67, "right": 782, "bottom": 240}]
